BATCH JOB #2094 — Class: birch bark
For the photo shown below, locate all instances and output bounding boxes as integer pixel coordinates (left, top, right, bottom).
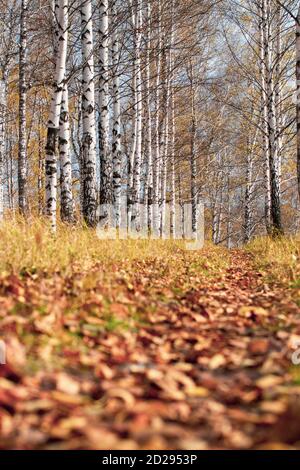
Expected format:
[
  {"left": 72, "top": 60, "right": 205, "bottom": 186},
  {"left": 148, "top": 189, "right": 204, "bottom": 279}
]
[
  {"left": 131, "top": 0, "right": 143, "bottom": 232},
  {"left": 297, "top": 6, "right": 300, "bottom": 200},
  {"left": 244, "top": 138, "right": 254, "bottom": 243},
  {"left": 261, "top": 0, "right": 282, "bottom": 234},
  {"left": 153, "top": 0, "right": 162, "bottom": 236},
  {"left": 0, "top": 71, "right": 7, "bottom": 222},
  {"left": 170, "top": 85, "right": 176, "bottom": 239},
  {"left": 80, "top": 0, "right": 97, "bottom": 227},
  {"left": 45, "top": 0, "right": 68, "bottom": 232},
  {"left": 112, "top": 2, "right": 122, "bottom": 230},
  {"left": 145, "top": 0, "right": 153, "bottom": 234},
  {"left": 259, "top": 0, "right": 271, "bottom": 234},
  {"left": 99, "top": 0, "right": 112, "bottom": 227},
  {"left": 188, "top": 61, "right": 198, "bottom": 240},
  {"left": 18, "top": 0, "right": 28, "bottom": 215},
  {"left": 59, "top": 84, "right": 73, "bottom": 222}
]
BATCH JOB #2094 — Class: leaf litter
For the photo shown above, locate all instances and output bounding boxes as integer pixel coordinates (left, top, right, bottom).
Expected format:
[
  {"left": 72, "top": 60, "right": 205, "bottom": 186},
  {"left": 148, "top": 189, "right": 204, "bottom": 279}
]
[{"left": 0, "top": 248, "right": 300, "bottom": 450}]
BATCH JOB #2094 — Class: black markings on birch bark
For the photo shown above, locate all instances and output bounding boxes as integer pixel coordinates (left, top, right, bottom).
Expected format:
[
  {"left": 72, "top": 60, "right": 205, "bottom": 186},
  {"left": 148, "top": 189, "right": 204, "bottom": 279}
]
[
  {"left": 99, "top": 0, "right": 113, "bottom": 228},
  {"left": 45, "top": 0, "right": 68, "bottom": 232},
  {"left": 296, "top": 6, "right": 300, "bottom": 201},
  {"left": 80, "top": 0, "right": 97, "bottom": 227},
  {"left": 59, "top": 84, "right": 74, "bottom": 223},
  {"left": 111, "top": 2, "right": 122, "bottom": 231},
  {"left": 18, "top": 0, "right": 28, "bottom": 215},
  {"left": 0, "top": 74, "right": 7, "bottom": 222}
]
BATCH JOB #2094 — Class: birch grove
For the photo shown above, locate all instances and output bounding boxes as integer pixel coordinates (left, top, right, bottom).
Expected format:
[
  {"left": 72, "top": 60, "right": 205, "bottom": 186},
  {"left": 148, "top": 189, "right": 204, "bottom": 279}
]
[{"left": 0, "top": 0, "right": 298, "bottom": 243}]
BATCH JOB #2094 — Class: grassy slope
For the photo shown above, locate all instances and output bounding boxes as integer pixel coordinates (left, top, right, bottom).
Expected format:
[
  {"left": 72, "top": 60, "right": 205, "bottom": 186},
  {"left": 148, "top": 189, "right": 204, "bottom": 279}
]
[{"left": 247, "top": 236, "right": 300, "bottom": 301}]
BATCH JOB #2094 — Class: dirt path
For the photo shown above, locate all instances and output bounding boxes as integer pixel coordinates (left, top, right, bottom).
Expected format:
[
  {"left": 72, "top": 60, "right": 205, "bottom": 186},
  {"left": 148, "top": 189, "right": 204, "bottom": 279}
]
[{"left": 0, "top": 249, "right": 300, "bottom": 449}]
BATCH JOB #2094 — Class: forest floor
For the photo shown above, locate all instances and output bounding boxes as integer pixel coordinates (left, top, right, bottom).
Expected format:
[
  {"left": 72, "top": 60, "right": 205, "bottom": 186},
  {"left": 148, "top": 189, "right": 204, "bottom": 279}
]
[{"left": 0, "top": 222, "right": 300, "bottom": 449}]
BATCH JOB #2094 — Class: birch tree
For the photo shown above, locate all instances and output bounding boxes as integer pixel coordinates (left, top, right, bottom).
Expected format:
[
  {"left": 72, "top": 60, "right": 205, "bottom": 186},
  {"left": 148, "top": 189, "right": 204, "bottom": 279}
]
[
  {"left": 187, "top": 60, "right": 198, "bottom": 240},
  {"left": 99, "top": 0, "right": 112, "bottom": 227},
  {"left": 261, "top": 0, "right": 283, "bottom": 234},
  {"left": 80, "top": 0, "right": 97, "bottom": 227},
  {"left": 59, "top": 84, "right": 73, "bottom": 222},
  {"left": 132, "top": 0, "right": 143, "bottom": 231},
  {"left": 145, "top": 0, "right": 153, "bottom": 234},
  {"left": 153, "top": 0, "right": 162, "bottom": 236},
  {"left": 258, "top": 1, "right": 271, "bottom": 233},
  {"left": 45, "top": 0, "right": 68, "bottom": 232},
  {"left": 0, "top": 76, "right": 5, "bottom": 222},
  {"left": 244, "top": 138, "right": 255, "bottom": 243},
  {"left": 112, "top": 1, "right": 122, "bottom": 230},
  {"left": 18, "top": 0, "right": 28, "bottom": 215},
  {"left": 297, "top": 4, "right": 300, "bottom": 200}
]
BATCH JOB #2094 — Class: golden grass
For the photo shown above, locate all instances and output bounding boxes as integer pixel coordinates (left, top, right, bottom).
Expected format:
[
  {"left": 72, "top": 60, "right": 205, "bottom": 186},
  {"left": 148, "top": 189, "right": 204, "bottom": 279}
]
[
  {"left": 1, "top": 217, "right": 299, "bottom": 287},
  {"left": 247, "top": 236, "right": 300, "bottom": 286},
  {"left": 0, "top": 217, "right": 228, "bottom": 276}
]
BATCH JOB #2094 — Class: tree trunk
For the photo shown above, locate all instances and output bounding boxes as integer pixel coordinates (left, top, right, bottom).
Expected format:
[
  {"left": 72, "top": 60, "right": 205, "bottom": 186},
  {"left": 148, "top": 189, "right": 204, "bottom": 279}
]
[
  {"left": 112, "top": 2, "right": 122, "bottom": 231},
  {"left": 189, "top": 61, "right": 198, "bottom": 240},
  {"left": 0, "top": 73, "right": 7, "bottom": 222},
  {"left": 80, "top": 0, "right": 97, "bottom": 227},
  {"left": 145, "top": 0, "right": 153, "bottom": 235},
  {"left": 259, "top": 0, "right": 271, "bottom": 234},
  {"left": 274, "top": 2, "right": 282, "bottom": 190},
  {"left": 99, "top": 0, "right": 112, "bottom": 228},
  {"left": 153, "top": 0, "right": 162, "bottom": 237},
  {"left": 131, "top": 0, "right": 143, "bottom": 232},
  {"left": 296, "top": 6, "right": 300, "bottom": 201},
  {"left": 262, "top": 0, "right": 283, "bottom": 235},
  {"left": 170, "top": 85, "right": 176, "bottom": 239},
  {"left": 45, "top": 0, "right": 68, "bottom": 232},
  {"left": 59, "top": 84, "right": 73, "bottom": 222},
  {"left": 38, "top": 116, "right": 44, "bottom": 216},
  {"left": 18, "top": 0, "right": 28, "bottom": 215}
]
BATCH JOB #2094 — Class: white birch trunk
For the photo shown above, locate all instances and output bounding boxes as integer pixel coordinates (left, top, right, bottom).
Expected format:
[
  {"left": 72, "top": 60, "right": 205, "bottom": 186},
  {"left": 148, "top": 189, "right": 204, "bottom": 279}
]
[
  {"left": 259, "top": 0, "right": 271, "bottom": 234},
  {"left": 244, "top": 139, "right": 254, "bottom": 243},
  {"left": 153, "top": 0, "right": 162, "bottom": 236},
  {"left": 127, "top": 1, "right": 138, "bottom": 232},
  {"left": 296, "top": 6, "right": 300, "bottom": 201},
  {"left": 189, "top": 62, "right": 198, "bottom": 240},
  {"left": 131, "top": 0, "right": 143, "bottom": 232},
  {"left": 99, "top": 0, "right": 112, "bottom": 227},
  {"left": 45, "top": 0, "right": 68, "bottom": 232},
  {"left": 262, "top": 0, "right": 282, "bottom": 234},
  {"left": 18, "top": 0, "right": 28, "bottom": 215},
  {"left": 38, "top": 116, "right": 44, "bottom": 215},
  {"left": 170, "top": 85, "right": 176, "bottom": 239},
  {"left": 169, "top": 0, "right": 176, "bottom": 240},
  {"left": 59, "top": 84, "right": 73, "bottom": 222},
  {"left": 0, "top": 75, "right": 6, "bottom": 221},
  {"left": 112, "top": 3, "right": 122, "bottom": 231},
  {"left": 159, "top": 56, "right": 172, "bottom": 238},
  {"left": 80, "top": 0, "right": 97, "bottom": 227},
  {"left": 145, "top": 0, "right": 153, "bottom": 234},
  {"left": 274, "top": 3, "right": 282, "bottom": 190}
]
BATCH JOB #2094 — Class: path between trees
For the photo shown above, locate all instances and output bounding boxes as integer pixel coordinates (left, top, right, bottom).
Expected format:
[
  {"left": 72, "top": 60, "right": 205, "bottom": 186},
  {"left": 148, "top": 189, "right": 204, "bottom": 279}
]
[{"left": 0, "top": 249, "right": 299, "bottom": 449}]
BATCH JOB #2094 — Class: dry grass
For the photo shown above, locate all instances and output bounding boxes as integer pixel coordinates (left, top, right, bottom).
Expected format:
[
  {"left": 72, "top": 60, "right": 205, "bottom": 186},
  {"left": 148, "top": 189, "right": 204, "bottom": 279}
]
[
  {"left": 0, "top": 217, "right": 228, "bottom": 276},
  {"left": 247, "top": 236, "right": 300, "bottom": 287},
  {"left": 1, "top": 218, "right": 299, "bottom": 287}
]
